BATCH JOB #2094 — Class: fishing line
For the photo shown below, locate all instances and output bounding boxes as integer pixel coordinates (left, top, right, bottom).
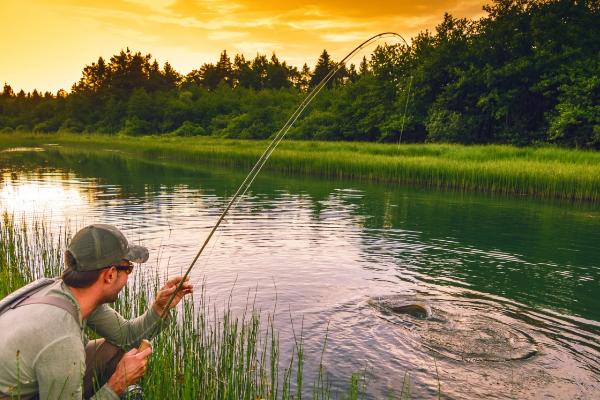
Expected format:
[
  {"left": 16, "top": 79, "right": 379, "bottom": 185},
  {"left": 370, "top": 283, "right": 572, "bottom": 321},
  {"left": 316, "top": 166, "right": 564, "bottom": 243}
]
[
  {"left": 398, "top": 74, "right": 413, "bottom": 146},
  {"left": 161, "top": 32, "right": 410, "bottom": 316}
]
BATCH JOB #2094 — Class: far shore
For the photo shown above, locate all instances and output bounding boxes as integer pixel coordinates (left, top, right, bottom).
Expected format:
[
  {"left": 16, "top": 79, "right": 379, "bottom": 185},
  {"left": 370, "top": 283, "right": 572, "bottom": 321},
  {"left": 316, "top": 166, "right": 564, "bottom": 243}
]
[{"left": 1, "top": 133, "right": 599, "bottom": 203}]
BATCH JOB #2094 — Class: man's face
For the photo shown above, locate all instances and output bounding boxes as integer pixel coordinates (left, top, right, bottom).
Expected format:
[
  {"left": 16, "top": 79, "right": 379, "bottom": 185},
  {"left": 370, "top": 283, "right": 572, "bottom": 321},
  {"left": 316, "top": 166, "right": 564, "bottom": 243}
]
[{"left": 102, "top": 260, "right": 133, "bottom": 303}]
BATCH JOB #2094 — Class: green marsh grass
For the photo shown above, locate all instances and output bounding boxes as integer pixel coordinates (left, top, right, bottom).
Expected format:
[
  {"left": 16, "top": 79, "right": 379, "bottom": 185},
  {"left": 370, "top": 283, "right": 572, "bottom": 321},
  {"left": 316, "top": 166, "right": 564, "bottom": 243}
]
[
  {"left": 1, "top": 214, "right": 420, "bottom": 399},
  {"left": 2, "top": 133, "right": 599, "bottom": 203}
]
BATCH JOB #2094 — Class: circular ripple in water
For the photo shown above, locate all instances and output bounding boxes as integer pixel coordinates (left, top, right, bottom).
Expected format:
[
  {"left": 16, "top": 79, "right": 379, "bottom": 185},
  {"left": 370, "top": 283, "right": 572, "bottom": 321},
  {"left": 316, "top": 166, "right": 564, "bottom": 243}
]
[
  {"left": 370, "top": 295, "right": 538, "bottom": 362},
  {"left": 421, "top": 313, "right": 538, "bottom": 362}
]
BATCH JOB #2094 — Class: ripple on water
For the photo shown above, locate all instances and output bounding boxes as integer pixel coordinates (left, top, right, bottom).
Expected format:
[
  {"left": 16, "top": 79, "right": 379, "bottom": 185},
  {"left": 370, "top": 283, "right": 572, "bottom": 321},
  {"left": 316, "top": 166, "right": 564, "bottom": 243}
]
[
  {"left": 369, "top": 294, "right": 539, "bottom": 362},
  {"left": 1, "top": 147, "right": 45, "bottom": 153},
  {"left": 360, "top": 289, "right": 600, "bottom": 398}
]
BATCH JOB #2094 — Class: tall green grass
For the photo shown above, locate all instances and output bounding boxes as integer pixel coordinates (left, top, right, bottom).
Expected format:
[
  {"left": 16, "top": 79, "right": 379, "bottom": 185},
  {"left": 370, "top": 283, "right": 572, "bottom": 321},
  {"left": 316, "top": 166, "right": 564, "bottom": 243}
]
[
  {"left": 0, "top": 214, "right": 414, "bottom": 399},
  {"left": 2, "top": 133, "right": 598, "bottom": 202},
  {"left": 0, "top": 214, "right": 67, "bottom": 297}
]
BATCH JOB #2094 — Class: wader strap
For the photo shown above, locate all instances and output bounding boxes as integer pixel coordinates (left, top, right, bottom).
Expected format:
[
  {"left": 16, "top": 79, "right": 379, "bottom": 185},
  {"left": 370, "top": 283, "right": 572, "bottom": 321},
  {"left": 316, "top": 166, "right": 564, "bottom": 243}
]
[{"left": 15, "top": 296, "right": 79, "bottom": 323}]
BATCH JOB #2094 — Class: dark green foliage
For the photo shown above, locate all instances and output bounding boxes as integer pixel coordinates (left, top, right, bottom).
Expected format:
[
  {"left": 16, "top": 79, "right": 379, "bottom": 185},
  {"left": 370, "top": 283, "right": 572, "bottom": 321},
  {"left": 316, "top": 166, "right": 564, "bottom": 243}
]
[
  {"left": 172, "top": 121, "right": 206, "bottom": 136},
  {"left": 547, "top": 56, "right": 600, "bottom": 148},
  {"left": 310, "top": 50, "right": 337, "bottom": 88},
  {"left": 1, "top": 0, "right": 598, "bottom": 148}
]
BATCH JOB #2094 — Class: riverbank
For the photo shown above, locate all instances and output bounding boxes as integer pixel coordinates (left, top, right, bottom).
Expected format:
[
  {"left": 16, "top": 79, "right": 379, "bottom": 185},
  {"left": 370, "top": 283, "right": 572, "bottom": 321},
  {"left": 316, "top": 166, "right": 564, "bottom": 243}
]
[{"left": 2, "top": 133, "right": 599, "bottom": 202}]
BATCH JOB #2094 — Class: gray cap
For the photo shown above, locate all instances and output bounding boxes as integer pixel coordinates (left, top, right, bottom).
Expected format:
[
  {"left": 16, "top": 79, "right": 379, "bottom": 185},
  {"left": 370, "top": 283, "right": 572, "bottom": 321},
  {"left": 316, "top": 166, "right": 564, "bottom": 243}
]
[{"left": 67, "top": 224, "right": 149, "bottom": 271}]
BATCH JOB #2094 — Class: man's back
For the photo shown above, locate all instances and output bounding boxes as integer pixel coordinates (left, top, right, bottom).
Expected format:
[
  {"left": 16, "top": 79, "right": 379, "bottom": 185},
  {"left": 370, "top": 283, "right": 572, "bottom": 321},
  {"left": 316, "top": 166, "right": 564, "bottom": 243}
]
[{"left": 0, "top": 280, "right": 84, "bottom": 398}]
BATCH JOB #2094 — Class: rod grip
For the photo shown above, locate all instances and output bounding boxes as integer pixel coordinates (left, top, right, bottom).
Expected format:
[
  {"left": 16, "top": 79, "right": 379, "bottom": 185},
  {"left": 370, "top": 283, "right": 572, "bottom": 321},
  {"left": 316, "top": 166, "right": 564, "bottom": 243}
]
[{"left": 138, "top": 339, "right": 151, "bottom": 352}]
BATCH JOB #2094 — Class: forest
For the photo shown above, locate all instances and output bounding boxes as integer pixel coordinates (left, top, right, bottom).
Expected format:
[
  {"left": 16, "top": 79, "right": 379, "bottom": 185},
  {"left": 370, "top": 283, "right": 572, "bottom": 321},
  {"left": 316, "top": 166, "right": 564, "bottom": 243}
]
[{"left": 1, "top": 0, "right": 598, "bottom": 148}]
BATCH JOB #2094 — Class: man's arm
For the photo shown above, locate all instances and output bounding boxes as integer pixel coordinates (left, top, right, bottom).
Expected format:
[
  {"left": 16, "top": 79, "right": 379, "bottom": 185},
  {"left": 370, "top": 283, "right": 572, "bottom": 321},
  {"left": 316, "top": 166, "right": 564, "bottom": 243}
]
[
  {"left": 86, "top": 276, "right": 192, "bottom": 350},
  {"left": 34, "top": 336, "right": 119, "bottom": 400},
  {"left": 86, "top": 304, "right": 165, "bottom": 351}
]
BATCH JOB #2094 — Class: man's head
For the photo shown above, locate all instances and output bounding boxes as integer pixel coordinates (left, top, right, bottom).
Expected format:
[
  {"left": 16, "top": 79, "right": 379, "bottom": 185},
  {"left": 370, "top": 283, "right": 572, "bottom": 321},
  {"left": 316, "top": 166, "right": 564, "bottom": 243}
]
[{"left": 62, "top": 224, "right": 149, "bottom": 303}]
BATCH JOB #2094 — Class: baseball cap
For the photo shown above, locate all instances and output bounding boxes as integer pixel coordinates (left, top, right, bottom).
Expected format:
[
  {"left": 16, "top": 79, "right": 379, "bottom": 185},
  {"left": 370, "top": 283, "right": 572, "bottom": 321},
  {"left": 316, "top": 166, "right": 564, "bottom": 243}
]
[{"left": 67, "top": 224, "right": 149, "bottom": 271}]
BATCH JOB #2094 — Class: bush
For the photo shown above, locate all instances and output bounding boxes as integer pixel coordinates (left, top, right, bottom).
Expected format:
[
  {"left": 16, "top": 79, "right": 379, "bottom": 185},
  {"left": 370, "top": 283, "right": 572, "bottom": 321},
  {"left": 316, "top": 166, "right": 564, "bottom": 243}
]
[
  {"left": 33, "top": 120, "right": 59, "bottom": 133},
  {"left": 290, "top": 111, "right": 341, "bottom": 141},
  {"left": 122, "top": 117, "right": 154, "bottom": 135},
  {"left": 59, "top": 118, "right": 85, "bottom": 133},
  {"left": 172, "top": 121, "right": 207, "bottom": 136},
  {"left": 426, "top": 107, "right": 477, "bottom": 143}
]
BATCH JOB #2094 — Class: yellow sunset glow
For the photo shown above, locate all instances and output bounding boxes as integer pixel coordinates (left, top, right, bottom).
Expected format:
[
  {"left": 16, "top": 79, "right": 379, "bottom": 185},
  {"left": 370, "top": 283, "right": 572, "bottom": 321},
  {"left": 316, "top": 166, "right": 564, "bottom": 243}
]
[{"left": 0, "top": 0, "right": 488, "bottom": 92}]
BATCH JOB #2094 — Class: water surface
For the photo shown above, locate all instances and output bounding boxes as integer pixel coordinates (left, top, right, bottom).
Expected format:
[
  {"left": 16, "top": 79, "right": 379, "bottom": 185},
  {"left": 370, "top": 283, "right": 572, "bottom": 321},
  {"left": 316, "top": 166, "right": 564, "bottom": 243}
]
[{"left": 1, "top": 146, "right": 598, "bottom": 398}]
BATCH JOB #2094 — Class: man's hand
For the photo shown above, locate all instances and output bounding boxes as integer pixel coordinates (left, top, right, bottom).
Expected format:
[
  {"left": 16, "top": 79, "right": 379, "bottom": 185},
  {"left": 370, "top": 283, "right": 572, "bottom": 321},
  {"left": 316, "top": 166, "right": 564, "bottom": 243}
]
[
  {"left": 107, "top": 347, "right": 152, "bottom": 396},
  {"left": 152, "top": 276, "right": 194, "bottom": 317}
]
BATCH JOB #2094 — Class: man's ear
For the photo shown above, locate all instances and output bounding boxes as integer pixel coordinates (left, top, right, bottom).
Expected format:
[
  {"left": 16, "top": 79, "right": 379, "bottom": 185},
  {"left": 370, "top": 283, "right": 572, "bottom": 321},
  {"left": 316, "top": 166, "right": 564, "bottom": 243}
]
[{"left": 101, "top": 267, "right": 116, "bottom": 284}]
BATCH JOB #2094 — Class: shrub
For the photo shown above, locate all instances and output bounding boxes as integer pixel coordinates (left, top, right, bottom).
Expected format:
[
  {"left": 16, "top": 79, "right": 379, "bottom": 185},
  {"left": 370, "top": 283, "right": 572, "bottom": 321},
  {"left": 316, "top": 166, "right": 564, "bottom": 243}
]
[{"left": 172, "top": 121, "right": 207, "bottom": 136}]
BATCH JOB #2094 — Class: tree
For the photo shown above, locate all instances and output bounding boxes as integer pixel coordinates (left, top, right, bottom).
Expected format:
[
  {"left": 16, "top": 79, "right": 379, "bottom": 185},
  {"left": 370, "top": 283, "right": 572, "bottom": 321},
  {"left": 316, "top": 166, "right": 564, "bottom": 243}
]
[
  {"left": 215, "top": 50, "right": 233, "bottom": 87},
  {"left": 163, "top": 62, "right": 180, "bottom": 89},
  {"left": 548, "top": 57, "right": 600, "bottom": 148},
  {"left": 346, "top": 64, "right": 359, "bottom": 83},
  {"left": 2, "top": 83, "right": 14, "bottom": 98},
  {"left": 124, "top": 88, "right": 157, "bottom": 134},
  {"left": 265, "top": 53, "right": 291, "bottom": 89},
  {"left": 358, "top": 56, "right": 370, "bottom": 76},
  {"left": 310, "top": 50, "right": 336, "bottom": 88},
  {"left": 73, "top": 56, "right": 108, "bottom": 95},
  {"left": 233, "top": 54, "right": 252, "bottom": 88},
  {"left": 251, "top": 54, "right": 269, "bottom": 89},
  {"left": 297, "top": 63, "right": 311, "bottom": 91}
]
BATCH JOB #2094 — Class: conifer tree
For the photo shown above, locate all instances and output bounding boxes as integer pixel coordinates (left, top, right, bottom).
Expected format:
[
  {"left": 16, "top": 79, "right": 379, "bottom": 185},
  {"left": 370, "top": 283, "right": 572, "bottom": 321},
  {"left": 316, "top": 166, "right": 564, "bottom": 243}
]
[
  {"left": 1, "top": 83, "right": 14, "bottom": 98},
  {"left": 297, "top": 63, "right": 311, "bottom": 92},
  {"left": 358, "top": 56, "right": 369, "bottom": 76},
  {"left": 310, "top": 50, "right": 335, "bottom": 88},
  {"left": 216, "top": 50, "right": 233, "bottom": 87}
]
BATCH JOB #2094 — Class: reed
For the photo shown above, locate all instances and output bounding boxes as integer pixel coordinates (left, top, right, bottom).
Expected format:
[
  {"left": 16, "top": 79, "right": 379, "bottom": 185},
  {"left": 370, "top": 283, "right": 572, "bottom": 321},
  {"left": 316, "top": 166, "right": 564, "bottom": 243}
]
[
  {"left": 0, "top": 213, "right": 66, "bottom": 297},
  {"left": 2, "top": 133, "right": 598, "bottom": 203},
  {"left": 0, "top": 214, "right": 386, "bottom": 399}
]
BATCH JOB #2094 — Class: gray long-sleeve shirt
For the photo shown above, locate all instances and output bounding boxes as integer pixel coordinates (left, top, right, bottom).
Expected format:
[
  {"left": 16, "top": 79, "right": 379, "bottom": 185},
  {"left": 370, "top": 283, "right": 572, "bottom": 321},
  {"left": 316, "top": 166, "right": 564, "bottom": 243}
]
[{"left": 0, "top": 280, "right": 165, "bottom": 399}]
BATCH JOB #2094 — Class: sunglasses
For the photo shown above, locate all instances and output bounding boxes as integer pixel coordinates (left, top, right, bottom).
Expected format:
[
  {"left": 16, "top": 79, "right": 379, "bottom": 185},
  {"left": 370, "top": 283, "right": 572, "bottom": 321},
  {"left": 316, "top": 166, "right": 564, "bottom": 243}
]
[{"left": 108, "top": 260, "right": 134, "bottom": 275}]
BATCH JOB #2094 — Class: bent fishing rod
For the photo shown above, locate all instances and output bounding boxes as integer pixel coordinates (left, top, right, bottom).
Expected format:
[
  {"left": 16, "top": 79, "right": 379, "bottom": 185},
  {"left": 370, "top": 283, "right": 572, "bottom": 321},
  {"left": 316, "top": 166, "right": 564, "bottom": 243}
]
[{"left": 159, "top": 32, "right": 410, "bottom": 316}]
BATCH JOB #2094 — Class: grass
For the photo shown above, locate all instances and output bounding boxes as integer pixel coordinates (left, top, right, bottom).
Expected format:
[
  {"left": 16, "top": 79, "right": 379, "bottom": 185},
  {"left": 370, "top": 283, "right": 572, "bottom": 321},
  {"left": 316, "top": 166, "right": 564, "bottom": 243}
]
[
  {"left": 0, "top": 214, "right": 415, "bottom": 399},
  {"left": 1, "top": 132, "right": 599, "bottom": 203}
]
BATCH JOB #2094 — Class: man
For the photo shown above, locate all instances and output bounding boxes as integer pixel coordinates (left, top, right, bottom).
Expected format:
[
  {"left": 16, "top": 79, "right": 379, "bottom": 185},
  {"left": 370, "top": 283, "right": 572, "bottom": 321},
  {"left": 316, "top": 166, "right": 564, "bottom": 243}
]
[{"left": 0, "top": 224, "right": 193, "bottom": 399}]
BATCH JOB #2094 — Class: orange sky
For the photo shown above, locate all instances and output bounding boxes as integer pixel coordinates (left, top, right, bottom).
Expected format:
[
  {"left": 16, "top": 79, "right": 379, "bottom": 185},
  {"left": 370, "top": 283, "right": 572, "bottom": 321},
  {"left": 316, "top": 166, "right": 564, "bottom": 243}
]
[{"left": 0, "top": 0, "right": 488, "bottom": 93}]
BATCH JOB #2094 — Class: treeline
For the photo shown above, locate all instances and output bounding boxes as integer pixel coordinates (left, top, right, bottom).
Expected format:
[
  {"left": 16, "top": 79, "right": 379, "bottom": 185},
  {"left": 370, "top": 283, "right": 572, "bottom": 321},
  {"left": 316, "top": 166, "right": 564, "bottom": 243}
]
[{"left": 1, "top": 0, "right": 598, "bottom": 148}]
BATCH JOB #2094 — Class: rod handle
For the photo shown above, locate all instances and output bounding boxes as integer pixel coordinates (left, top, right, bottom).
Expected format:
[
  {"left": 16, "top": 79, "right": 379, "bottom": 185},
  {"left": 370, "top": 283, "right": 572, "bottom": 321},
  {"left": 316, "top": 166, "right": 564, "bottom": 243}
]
[{"left": 138, "top": 339, "right": 151, "bottom": 352}]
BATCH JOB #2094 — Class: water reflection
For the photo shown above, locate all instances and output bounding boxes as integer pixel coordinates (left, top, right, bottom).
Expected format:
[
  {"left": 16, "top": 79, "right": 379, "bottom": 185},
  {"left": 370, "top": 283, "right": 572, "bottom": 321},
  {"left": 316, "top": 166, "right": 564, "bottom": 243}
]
[{"left": 0, "top": 147, "right": 599, "bottom": 398}]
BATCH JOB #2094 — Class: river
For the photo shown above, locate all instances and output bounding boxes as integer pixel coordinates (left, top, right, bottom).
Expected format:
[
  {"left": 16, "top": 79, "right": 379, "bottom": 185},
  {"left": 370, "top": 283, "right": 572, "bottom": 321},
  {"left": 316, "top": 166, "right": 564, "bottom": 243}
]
[{"left": 1, "top": 145, "right": 598, "bottom": 399}]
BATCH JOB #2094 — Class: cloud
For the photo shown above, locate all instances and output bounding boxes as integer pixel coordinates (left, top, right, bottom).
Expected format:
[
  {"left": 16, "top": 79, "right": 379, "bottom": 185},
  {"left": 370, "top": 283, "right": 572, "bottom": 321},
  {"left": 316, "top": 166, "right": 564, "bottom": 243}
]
[
  {"left": 208, "top": 30, "right": 248, "bottom": 40},
  {"left": 233, "top": 41, "right": 281, "bottom": 55},
  {"left": 322, "top": 32, "right": 365, "bottom": 43},
  {"left": 287, "top": 18, "right": 367, "bottom": 31},
  {"left": 2, "top": 0, "right": 489, "bottom": 91}
]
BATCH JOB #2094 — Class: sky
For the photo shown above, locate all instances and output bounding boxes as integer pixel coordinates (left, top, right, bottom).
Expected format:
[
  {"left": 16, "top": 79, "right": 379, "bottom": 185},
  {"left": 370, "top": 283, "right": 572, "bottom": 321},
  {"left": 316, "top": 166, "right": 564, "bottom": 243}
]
[{"left": 0, "top": 0, "right": 488, "bottom": 93}]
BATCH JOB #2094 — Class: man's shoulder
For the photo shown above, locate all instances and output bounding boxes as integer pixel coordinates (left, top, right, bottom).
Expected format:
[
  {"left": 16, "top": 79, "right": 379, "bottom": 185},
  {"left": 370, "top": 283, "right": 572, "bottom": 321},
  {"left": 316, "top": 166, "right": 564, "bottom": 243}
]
[
  {"left": 0, "top": 280, "right": 82, "bottom": 339},
  {"left": 42, "top": 279, "right": 80, "bottom": 305},
  {"left": 0, "top": 301, "right": 83, "bottom": 370},
  {"left": 0, "top": 300, "right": 81, "bottom": 333}
]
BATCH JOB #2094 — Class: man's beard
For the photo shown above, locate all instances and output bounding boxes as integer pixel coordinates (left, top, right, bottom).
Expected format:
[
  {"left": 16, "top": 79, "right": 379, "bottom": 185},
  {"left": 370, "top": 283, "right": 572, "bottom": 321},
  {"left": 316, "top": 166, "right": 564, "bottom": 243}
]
[{"left": 101, "top": 285, "right": 122, "bottom": 304}]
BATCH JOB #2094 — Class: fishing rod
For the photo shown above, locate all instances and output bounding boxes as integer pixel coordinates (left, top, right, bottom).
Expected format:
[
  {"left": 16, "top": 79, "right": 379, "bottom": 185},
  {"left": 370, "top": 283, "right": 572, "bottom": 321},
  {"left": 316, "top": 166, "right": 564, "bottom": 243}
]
[{"left": 159, "top": 32, "right": 410, "bottom": 316}]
